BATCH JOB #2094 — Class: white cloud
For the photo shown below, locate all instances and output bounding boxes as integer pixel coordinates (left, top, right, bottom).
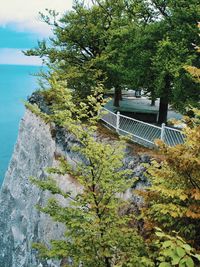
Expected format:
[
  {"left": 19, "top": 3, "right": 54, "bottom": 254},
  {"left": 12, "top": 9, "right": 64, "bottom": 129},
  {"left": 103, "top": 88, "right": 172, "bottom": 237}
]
[
  {"left": 0, "top": 0, "right": 73, "bottom": 36},
  {"left": 0, "top": 48, "right": 42, "bottom": 65}
]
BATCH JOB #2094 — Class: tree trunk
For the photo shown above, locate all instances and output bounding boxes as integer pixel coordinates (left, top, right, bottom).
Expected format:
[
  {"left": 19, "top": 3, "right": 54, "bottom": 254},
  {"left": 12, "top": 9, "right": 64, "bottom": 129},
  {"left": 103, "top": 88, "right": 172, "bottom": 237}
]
[
  {"left": 150, "top": 88, "right": 156, "bottom": 106},
  {"left": 158, "top": 75, "right": 171, "bottom": 124},
  {"left": 119, "top": 88, "right": 122, "bottom": 101},
  {"left": 158, "top": 96, "right": 169, "bottom": 124},
  {"left": 151, "top": 99, "right": 156, "bottom": 106},
  {"left": 113, "top": 87, "right": 121, "bottom": 107},
  {"left": 105, "top": 257, "right": 111, "bottom": 267}
]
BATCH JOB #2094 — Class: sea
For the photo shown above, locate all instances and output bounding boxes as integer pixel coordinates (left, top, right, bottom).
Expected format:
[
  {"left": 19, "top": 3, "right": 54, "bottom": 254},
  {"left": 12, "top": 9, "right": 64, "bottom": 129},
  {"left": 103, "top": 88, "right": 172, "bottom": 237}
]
[{"left": 0, "top": 64, "right": 44, "bottom": 185}]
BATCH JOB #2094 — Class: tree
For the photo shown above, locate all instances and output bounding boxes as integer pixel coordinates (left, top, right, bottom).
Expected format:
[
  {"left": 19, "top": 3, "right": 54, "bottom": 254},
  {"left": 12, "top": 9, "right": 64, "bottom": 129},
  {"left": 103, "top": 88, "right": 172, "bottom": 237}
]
[
  {"left": 137, "top": 108, "right": 200, "bottom": 248},
  {"left": 100, "top": 0, "right": 158, "bottom": 107},
  {"left": 152, "top": 37, "right": 191, "bottom": 124},
  {"left": 113, "top": 22, "right": 163, "bottom": 106},
  {"left": 135, "top": 29, "right": 200, "bottom": 261},
  {"left": 28, "top": 76, "right": 151, "bottom": 267},
  {"left": 147, "top": 0, "right": 200, "bottom": 123},
  {"left": 25, "top": 0, "right": 138, "bottom": 107},
  {"left": 26, "top": 0, "right": 200, "bottom": 121},
  {"left": 114, "top": 0, "right": 200, "bottom": 123},
  {"left": 25, "top": 3, "right": 108, "bottom": 99}
]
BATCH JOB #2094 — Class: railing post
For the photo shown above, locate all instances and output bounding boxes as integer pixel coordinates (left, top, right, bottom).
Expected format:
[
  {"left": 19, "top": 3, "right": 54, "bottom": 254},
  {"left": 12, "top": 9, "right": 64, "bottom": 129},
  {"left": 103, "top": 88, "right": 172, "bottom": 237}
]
[
  {"left": 116, "top": 111, "right": 120, "bottom": 133},
  {"left": 161, "top": 123, "right": 165, "bottom": 141}
]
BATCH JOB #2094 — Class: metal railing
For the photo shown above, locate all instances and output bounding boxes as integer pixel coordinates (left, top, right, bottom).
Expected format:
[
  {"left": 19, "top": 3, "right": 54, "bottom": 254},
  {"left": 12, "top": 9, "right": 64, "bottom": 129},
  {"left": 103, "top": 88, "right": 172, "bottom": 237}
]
[
  {"left": 162, "top": 125, "right": 185, "bottom": 146},
  {"left": 100, "top": 108, "right": 117, "bottom": 129},
  {"left": 100, "top": 108, "right": 185, "bottom": 147}
]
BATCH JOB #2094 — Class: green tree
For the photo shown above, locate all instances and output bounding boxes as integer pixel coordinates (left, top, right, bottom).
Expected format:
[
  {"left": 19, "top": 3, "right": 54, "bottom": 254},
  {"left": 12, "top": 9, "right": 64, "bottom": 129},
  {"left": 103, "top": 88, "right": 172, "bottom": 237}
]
[
  {"left": 151, "top": 37, "right": 192, "bottom": 124},
  {"left": 115, "top": 0, "right": 200, "bottom": 123},
  {"left": 26, "top": 0, "right": 200, "bottom": 121},
  {"left": 113, "top": 22, "right": 163, "bottom": 106},
  {"left": 25, "top": 0, "right": 137, "bottom": 107},
  {"left": 26, "top": 3, "right": 109, "bottom": 99},
  {"left": 28, "top": 76, "right": 152, "bottom": 267},
  {"left": 99, "top": 0, "right": 157, "bottom": 106},
  {"left": 144, "top": 0, "right": 200, "bottom": 123}
]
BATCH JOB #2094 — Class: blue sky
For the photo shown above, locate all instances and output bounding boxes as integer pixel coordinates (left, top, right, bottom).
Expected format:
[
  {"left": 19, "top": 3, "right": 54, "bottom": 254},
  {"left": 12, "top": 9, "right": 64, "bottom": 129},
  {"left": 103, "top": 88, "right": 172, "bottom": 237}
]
[
  {"left": 0, "top": 28, "right": 39, "bottom": 49},
  {"left": 0, "top": 0, "right": 73, "bottom": 65},
  {"left": 0, "top": 27, "right": 43, "bottom": 65}
]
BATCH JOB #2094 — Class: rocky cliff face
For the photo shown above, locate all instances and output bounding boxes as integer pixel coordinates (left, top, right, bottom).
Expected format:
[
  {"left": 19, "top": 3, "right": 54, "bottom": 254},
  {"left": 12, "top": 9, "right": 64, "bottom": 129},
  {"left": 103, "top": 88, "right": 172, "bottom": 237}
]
[
  {"left": 0, "top": 110, "right": 82, "bottom": 267},
  {"left": 0, "top": 109, "right": 150, "bottom": 267}
]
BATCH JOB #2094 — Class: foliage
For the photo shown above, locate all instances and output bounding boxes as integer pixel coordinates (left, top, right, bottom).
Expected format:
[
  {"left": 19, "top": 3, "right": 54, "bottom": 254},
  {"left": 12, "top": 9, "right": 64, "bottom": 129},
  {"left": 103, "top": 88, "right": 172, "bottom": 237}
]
[
  {"left": 30, "top": 77, "right": 152, "bottom": 267},
  {"left": 23, "top": 1, "right": 200, "bottom": 263},
  {"left": 185, "top": 23, "right": 200, "bottom": 83},
  {"left": 25, "top": 0, "right": 200, "bottom": 120},
  {"left": 186, "top": 65, "right": 200, "bottom": 83},
  {"left": 154, "top": 228, "right": 200, "bottom": 267},
  {"left": 139, "top": 29, "right": 200, "bottom": 242},
  {"left": 112, "top": 0, "right": 200, "bottom": 119},
  {"left": 137, "top": 109, "right": 200, "bottom": 247},
  {"left": 25, "top": 0, "right": 134, "bottom": 103}
]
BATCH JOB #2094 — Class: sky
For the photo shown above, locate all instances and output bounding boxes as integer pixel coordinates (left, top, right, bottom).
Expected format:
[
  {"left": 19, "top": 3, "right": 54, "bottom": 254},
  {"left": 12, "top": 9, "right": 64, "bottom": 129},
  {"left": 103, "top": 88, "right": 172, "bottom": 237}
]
[{"left": 0, "top": 0, "right": 73, "bottom": 65}]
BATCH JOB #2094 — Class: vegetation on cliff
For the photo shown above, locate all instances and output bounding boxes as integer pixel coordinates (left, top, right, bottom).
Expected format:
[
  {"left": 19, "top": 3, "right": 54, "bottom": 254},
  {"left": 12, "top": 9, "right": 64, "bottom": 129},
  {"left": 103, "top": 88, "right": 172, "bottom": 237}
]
[
  {"left": 27, "top": 72, "right": 200, "bottom": 266},
  {"left": 30, "top": 77, "right": 152, "bottom": 267},
  {"left": 24, "top": 1, "right": 200, "bottom": 266},
  {"left": 138, "top": 109, "right": 200, "bottom": 244}
]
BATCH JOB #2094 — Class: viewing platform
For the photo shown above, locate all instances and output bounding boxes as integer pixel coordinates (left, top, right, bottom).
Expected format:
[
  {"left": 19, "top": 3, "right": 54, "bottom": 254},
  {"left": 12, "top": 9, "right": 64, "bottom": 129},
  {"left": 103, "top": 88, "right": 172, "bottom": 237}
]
[{"left": 105, "top": 94, "right": 183, "bottom": 124}]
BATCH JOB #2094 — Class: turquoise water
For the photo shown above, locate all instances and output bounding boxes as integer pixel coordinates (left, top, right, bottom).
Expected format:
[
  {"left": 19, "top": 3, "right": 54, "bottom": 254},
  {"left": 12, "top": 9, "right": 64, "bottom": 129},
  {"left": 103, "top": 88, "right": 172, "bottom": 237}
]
[{"left": 0, "top": 65, "right": 41, "bottom": 185}]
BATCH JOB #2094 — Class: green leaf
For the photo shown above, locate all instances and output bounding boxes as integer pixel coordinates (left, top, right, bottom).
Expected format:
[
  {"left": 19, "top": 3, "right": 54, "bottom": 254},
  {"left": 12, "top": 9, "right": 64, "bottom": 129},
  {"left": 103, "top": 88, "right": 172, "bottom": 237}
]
[
  {"left": 194, "top": 254, "right": 200, "bottom": 261},
  {"left": 179, "top": 257, "right": 187, "bottom": 265},
  {"left": 163, "top": 241, "right": 173, "bottom": 248},
  {"left": 179, "top": 261, "right": 187, "bottom": 267},
  {"left": 182, "top": 244, "right": 192, "bottom": 252},
  {"left": 185, "top": 257, "right": 194, "bottom": 267},
  {"left": 176, "top": 247, "right": 186, "bottom": 258},
  {"left": 171, "top": 255, "right": 180, "bottom": 265},
  {"left": 162, "top": 248, "right": 173, "bottom": 257},
  {"left": 156, "top": 231, "right": 165, "bottom": 238},
  {"left": 159, "top": 262, "right": 172, "bottom": 267}
]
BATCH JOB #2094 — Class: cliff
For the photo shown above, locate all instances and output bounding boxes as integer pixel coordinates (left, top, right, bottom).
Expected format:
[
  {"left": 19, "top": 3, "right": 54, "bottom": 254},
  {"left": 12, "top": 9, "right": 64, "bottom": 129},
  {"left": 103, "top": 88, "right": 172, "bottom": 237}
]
[
  {"left": 0, "top": 110, "right": 82, "bottom": 267},
  {"left": 0, "top": 108, "right": 150, "bottom": 267}
]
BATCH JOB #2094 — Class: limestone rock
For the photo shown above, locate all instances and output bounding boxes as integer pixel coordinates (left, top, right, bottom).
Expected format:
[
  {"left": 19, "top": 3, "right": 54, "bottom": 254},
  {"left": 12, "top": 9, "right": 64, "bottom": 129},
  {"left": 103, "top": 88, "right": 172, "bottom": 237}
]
[
  {"left": 0, "top": 110, "right": 81, "bottom": 267},
  {"left": 0, "top": 109, "right": 150, "bottom": 267}
]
